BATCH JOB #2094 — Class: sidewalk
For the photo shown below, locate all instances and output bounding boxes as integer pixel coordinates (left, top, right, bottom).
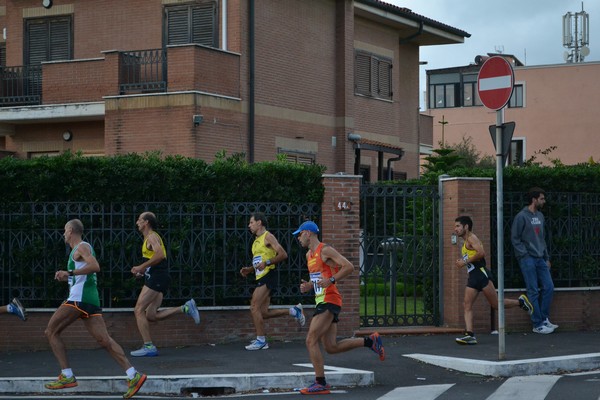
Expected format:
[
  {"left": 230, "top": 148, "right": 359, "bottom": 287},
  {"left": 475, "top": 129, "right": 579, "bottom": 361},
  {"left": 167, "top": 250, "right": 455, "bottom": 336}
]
[{"left": 1, "top": 330, "right": 599, "bottom": 396}]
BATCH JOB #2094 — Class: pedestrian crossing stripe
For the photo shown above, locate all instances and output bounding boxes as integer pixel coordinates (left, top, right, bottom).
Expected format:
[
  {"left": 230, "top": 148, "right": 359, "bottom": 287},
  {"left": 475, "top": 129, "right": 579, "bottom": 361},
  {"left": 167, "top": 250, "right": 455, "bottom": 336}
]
[
  {"left": 486, "top": 376, "right": 561, "bottom": 400},
  {"left": 376, "top": 376, "right": 563, "bottom": 400},
  {"left": 377, "top": 384, "right": 454, "bottom": 400}
]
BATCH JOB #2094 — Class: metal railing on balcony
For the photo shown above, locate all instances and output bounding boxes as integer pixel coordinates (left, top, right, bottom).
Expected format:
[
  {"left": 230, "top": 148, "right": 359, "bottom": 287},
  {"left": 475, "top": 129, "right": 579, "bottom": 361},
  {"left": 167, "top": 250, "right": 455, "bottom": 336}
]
[
  {"left": 119, "top": 48, "right": 167, "bottom": 95},
  {"left": 0, "top": 65, "right": 42, "bottom": 106}
]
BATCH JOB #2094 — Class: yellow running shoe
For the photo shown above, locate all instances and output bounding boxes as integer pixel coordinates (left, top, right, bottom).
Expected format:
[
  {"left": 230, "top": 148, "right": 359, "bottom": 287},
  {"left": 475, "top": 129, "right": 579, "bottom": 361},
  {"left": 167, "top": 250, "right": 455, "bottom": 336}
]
[
  {"left": 45, "top": 373, "right": 78, "bottom": 389},
  {"left": 123, "top": 372, "right": 147, "bottom": 399}
]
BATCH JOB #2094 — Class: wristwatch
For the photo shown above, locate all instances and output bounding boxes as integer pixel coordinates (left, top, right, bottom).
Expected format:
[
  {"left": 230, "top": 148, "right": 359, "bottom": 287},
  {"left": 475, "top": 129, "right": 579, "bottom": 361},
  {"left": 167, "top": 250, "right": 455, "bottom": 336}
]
[
  {"left": 265, "top": 259, "right": 272, "bottom": 266},
  {"left": 329, "top": 276, "right": 336, "bottom": 284}
]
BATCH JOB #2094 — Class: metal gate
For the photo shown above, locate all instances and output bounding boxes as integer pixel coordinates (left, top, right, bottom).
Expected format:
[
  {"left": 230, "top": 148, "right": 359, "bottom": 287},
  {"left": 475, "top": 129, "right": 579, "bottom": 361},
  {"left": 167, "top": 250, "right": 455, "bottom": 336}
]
[{"left": 359, "top": 184, "right": 439, "bottom": 327}]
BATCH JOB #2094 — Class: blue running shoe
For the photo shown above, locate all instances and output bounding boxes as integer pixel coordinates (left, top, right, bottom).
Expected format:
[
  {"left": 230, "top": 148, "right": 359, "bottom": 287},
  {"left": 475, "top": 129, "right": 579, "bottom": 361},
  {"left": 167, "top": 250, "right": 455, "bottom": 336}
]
[{"left": 9, "top": 298, "right": 27, "bottom": 321}]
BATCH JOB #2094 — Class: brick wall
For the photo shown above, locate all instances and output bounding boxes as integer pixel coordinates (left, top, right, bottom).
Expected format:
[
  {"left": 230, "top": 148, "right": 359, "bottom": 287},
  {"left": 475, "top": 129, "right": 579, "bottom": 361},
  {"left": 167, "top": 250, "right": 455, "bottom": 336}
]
[{"left": 42, "top": 59, "right": 109, "bottom": 104}]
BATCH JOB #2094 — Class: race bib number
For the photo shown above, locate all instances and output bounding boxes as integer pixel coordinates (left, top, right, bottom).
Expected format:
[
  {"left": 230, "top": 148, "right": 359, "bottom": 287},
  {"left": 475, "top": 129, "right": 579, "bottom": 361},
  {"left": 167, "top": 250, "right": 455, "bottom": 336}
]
[
  {"left": 310, "top": 272, "right": 324, "bottom": 295},
  {"left": 253, "top": 256, "right": 267, "bottom": 278},
  {"left": 463, "top": 254, "right": 475, "bottom": 273}
]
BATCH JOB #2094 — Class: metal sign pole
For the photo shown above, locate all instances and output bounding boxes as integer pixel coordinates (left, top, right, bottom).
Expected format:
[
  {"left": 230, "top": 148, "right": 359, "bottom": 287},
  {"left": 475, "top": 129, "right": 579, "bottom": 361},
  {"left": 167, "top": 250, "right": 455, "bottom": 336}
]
[{"left": 496, "top": 108, "right": 506, "bottom": 360}]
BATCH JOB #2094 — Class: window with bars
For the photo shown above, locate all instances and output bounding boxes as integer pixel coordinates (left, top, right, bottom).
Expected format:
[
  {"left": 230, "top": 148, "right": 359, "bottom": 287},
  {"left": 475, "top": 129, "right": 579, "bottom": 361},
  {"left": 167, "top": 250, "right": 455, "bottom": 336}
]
[
  {"left": 165, "top": 1, "right": 218, "bottom": 47},
  {"left": 279, "top": 150, "right": 315, "bottom": 165},
  {"left": 24, "top": 16, "right": 73, "bottom": 65},
  {"left": 355, "top": 50, "right": 392, "bottom": 100}
]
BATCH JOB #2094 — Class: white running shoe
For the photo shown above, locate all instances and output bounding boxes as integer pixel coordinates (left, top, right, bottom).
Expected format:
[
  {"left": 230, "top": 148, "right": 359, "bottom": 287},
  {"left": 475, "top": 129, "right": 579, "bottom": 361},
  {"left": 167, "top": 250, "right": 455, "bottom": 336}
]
[
  {"left": 130, "top": 344, "right": 158, "bottom": 357},
  {"left": 184, "top": 299, "right": 200, "bottom": 324},
  {"left": 245, "top": 339, "right": 269, "bottom": 351},
  {"left": 291, "top": 303, "right": 306, "bottom": 327}
]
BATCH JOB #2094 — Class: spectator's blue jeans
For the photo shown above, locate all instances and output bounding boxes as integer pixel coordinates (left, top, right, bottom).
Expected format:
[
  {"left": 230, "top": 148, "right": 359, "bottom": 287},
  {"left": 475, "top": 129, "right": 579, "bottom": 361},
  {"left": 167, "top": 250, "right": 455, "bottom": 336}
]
[{"left": 519, "top": 256, "right": 554, "bottom": 328}]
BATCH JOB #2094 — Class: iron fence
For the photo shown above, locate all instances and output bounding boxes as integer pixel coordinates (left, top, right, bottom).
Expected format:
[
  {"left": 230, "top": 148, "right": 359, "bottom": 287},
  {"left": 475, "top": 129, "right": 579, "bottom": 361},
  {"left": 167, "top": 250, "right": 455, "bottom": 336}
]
[
  {"left": 119, "top": 48, "right": 167, "bottom": 94},
  {"left": 0, "top": 65, "right": 42, "bottom": 106},
  {"left": 0, "top": 202, "right": 320, "bottom": 308},
  {"left": 359, "top": 184, "right": 439, "bottom": 327},
  {"left": 492, "top": 191, "right": 600, "bottom": 288}
]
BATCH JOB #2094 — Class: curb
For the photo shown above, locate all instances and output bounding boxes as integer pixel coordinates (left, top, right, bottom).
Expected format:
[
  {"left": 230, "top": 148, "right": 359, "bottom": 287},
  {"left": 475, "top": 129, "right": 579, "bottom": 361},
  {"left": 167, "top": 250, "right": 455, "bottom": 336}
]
[
  {"left": 403, "top": 352, "right": 600, "bottom": 377},
  {"left": 0, "top": 365, "right": 374, "bottom": 396}
]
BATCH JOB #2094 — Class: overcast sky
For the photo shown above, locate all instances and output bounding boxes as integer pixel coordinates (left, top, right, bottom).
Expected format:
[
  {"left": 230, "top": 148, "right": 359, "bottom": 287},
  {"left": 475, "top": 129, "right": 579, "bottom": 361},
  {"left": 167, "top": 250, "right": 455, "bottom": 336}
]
[{"left": 386, "top": 0, "right": 599, "bottom": 108}]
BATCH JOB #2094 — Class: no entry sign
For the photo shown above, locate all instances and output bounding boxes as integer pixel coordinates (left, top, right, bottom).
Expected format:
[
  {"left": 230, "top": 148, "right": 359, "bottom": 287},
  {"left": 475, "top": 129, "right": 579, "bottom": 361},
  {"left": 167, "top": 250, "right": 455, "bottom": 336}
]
[{"left": 477, "top": 56, "right": 514, "bottom": 110}]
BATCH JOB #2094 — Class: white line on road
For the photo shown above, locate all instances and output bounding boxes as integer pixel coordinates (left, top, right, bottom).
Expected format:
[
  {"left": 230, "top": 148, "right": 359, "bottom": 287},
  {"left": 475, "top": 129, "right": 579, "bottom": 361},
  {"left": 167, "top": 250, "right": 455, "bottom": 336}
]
[
  {"left": 376, "top": 384, "right": 454, "bottom": 400},
  {"left": 485, "top": 375, "right": 561, "bottom": 400}
]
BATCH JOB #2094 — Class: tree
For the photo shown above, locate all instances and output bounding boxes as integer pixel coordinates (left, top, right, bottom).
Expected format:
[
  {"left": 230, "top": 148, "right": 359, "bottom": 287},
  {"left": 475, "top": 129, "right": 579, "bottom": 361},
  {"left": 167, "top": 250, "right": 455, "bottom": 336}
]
[{"left": 447, "top": 135, "right": 495, "bottom": 168}]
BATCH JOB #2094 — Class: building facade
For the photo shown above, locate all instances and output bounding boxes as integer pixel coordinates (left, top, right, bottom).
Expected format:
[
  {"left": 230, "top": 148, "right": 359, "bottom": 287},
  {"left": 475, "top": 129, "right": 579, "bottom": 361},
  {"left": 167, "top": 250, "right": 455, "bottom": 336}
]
[
  {"left": 425, "top": 54, "right": 600, "bottom": 166},
  {"left": 0, "top": 0, "right": 468, "bottom": 181}
]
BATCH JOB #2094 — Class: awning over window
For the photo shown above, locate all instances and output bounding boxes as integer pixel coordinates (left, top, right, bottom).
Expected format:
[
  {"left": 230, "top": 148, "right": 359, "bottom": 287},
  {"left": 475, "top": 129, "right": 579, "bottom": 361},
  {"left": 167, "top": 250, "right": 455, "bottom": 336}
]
[{"left": 351, "top": 138, "right": 404, "bottom": 181}]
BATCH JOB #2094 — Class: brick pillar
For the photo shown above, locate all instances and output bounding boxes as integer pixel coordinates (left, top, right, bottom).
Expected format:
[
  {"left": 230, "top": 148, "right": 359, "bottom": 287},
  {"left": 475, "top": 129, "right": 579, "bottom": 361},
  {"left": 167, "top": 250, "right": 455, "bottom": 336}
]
[
  {"left": 101, "top": 50, "right": 121, "bottom": 97},
  {"left": 441, "top": 177, "right": 492, "bottom": 331},
  {"left": 321, "top": 174, "right": 361, "bottom": 336}
]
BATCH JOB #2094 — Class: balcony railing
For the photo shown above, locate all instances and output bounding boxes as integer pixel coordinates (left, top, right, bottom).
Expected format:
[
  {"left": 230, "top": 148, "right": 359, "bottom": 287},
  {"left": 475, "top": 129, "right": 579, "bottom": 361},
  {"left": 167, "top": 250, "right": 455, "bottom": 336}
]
[
  {"left": 0, "top": 65, "right": 42, "bottom": 107},
  {"left": 119, "top": 48, "right": 167, "bottom": 95}
]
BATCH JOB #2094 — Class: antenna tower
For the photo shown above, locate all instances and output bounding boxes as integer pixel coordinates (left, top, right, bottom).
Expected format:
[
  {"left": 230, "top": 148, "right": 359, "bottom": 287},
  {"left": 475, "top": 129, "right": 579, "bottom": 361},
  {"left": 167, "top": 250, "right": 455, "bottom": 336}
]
[{"left": 563, "top": 2, "right": 590, "bottom": 63}]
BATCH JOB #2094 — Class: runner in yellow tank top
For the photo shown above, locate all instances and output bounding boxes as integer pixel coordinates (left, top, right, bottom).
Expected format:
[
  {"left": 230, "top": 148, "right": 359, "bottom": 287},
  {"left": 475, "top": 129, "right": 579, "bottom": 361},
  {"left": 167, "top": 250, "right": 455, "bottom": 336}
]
[
  {"left": 239, "top": 212, "right": 305, "bottom": 350},
  {"left": 453, "top": 215, "right": 533, "bottom": 345},
  {"left": 129, "top": 211, "right": 200, "bottom": 357}
]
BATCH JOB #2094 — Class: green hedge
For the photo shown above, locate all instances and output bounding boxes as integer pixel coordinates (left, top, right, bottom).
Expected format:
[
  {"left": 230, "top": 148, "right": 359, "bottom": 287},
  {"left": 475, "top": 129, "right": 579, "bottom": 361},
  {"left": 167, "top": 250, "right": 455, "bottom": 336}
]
[
  {"left": 0, "top": 151, "right": 326, "bottom": 204},
  {"left": 414, "top": 163, "right": 600, "bottom": 193}
]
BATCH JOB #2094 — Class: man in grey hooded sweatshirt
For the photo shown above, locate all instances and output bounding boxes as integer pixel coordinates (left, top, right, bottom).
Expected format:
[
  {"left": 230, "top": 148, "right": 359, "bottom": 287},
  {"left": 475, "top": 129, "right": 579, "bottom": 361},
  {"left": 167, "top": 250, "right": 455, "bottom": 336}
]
[{"left": 511, "top": 187, "right": 557, "bottom": 334}]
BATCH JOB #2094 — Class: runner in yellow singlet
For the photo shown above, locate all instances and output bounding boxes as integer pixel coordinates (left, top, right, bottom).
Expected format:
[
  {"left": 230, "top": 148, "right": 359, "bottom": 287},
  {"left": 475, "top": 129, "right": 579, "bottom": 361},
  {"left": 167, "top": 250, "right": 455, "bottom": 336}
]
[
  {"left": 453, "top": 215, "right": 533, "bottom": 345},
  {"left": 239, "top": 212, "right": 305, "bottom": 350},
  {"left": 129, "top": 211, "right": 200, "bottom": 357}
]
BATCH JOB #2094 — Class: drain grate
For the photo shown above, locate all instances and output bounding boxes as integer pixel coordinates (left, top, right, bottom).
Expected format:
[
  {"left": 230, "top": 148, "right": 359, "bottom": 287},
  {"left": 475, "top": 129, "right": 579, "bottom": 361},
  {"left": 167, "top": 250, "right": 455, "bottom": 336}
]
[{"left": 181, "top": 387, "right": 236, "bottom": 397}]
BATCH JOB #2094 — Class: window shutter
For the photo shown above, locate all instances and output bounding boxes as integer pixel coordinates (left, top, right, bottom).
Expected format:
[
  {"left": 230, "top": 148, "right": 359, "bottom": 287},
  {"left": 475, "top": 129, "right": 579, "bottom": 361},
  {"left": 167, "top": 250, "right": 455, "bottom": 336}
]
[
  {"left": 191, "top": 3, "right": 216, "bottom": 46},
  {"left": 355, "top": 52, "right": 371, "bottom": 95},
  {"left": 377, "top": 59, "right": 392, "bottom": 99},
  {"left": 166, "top": 2, "right": 217, "bottom": 47},
  {"left": 49, "top": 19, "right": 71, "bottom": 61},
  {"left": 27, "top": 21, "right": 49, "bottom": 65},
  {"left": 0, "top": 44, "right": 6, "bottom": 67},
  {"left": 166, "top": 8, "right": 190, "bottom": 45},
  {"left": 26, "top": 17, "right": 72, "bottom": 65}
]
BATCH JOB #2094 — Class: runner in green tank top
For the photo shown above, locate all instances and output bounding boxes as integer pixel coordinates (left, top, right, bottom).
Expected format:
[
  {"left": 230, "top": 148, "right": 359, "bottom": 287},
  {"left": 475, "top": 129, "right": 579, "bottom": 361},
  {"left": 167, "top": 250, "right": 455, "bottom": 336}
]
[{"left": 44, "top": 219, "right": 147, "bottom": 398}]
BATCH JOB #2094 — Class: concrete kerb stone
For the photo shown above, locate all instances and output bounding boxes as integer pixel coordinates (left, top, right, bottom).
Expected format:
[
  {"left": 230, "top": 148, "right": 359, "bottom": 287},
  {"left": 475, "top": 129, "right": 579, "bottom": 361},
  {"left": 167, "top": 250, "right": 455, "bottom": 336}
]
[
  {"left": 403, "top": 352, "right": 600, "bottom": 377},
  {"left": 0, "top": 365, "right": 374, "bottom": 395}
]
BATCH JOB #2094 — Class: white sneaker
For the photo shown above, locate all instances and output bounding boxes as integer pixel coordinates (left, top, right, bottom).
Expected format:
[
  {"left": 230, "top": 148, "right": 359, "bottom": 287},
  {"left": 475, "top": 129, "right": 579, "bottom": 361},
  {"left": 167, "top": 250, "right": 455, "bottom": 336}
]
[
  {"left": 291, "top": 303, "right": 306, "bottom": 327},
  {"left": 543, "top": 318, "right": 559, "bottom": 330},
  {"left": 533, "top": 325, "right": 554, "bottom": 334},
  {"left": 184, "top": 299, "right": 201, "bottom": 325},
  {"left": 245, "top": 339, "right": 269, "bottom": 351}
]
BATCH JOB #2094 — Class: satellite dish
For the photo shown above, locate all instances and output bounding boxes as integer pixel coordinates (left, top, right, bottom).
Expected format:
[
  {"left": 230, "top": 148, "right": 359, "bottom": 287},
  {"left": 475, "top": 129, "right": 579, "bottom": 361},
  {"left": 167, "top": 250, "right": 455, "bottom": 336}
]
[
  {"left": 581, "top": 46, "right": 590, "bottom": 57},
  {"left": 563, "top": 51, "right": 570, "bottom": 61}
]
